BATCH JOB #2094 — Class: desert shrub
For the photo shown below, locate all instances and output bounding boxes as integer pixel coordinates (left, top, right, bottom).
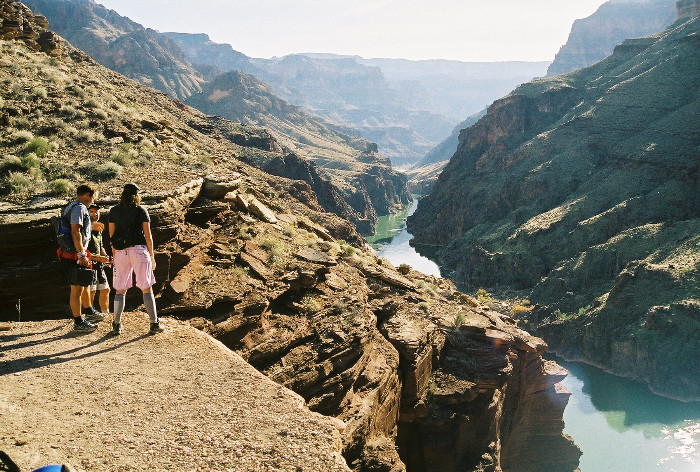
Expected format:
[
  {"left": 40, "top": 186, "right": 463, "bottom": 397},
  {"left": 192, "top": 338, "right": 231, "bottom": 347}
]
[
  {"left": 10, "top": 83, "right": 23, "bottom": 96},
  {"left": 109, "top": 145, "right": 137, "bottom": 167},
  {"left": 0, "top": 96, "right": 4, "bottom": 109},
  {"left": 476, "top": 287, "right": 493, "bottom": 306},
  {"left": 31, "top": 87, "right": 47, "bottom": 99},
  {"left": 25, "top": 137, "right": 50, "bottom": 157},
  {"left": 62, "top": 126, "right": 79, "bottom": 139},
  {"left": 47, "top": 178, "right": 73, "bottom": 197},
  {"left": 419, "top": 301, "right": 430, "bottom": 312},
  {"left": 5, "top": 171, "right": 31, "bottom": 195},
  {"left": 140, "top": 139, "right": 155, "bottom": 150},
  {"left": 84, "top": 98, "right": 99, "bottom": 108},
  {"left": 93, "top": 161, "right": 122, "bottom": 181},
  {"left": 60, "top": 104, "right": 84, "bottom": 119},
  {"left": 332, "top": 299, "right": 348, "bottom": 315},
  {"left": 11, "top": 129, "right": 34, "bottom": 143},
  {"left": 338, "top": 240, "right": 357, "bottom": 257},
  {"left": 300, "top": 295, "right": 324, "bottom": 314},
  {"left": 70, "top": 85, "right": 86, "bottom": 98},
  {"left": 197, "top": 153, "right": 213, "bottom": 166},
  {"left": 0, "top": 155, "right": 24, "bottom": 175},
  {"left": 281, "top": 224, "right": 298, "bottom": 239},
  {"left": 511, "top": 299, "right": 534, "bottom": 316},
  {"left": 259, "top": 236, "right": 286, "bottom": 265},
  {"left": 76, "top": 129, "right": 104, "bottom": 143},
  {"left": 181, "top": 143, "right": 194, "bottom": 155},
  {"left": 21, "top": 153, "right": 40, "bottom": 170},
  {"left": 93, "top": 108, "right": 108, "bottom": 120},
  {"left": 453, "top": 311, "right": 466, "bottom": 330},
  {"left": 417, "top": 280, "right": 437, "bottom": 298},
  {"left": 230, "top": 265, "right": 249, "bottom": 283}
]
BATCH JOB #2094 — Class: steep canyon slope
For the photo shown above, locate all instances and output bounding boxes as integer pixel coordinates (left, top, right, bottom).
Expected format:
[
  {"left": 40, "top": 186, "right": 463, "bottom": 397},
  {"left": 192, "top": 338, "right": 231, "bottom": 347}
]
[
  {"left": 0, "top": 2, "right": 580, "bottom": 470},
  {"left": 547, "top": 0, "right": 677, "bottom": 76},
  {"left": 20, "top": 0, "right": 409, "bottom": 234},
  {"left": 408, "top": 15, "right": 700, "bottom": 401}
]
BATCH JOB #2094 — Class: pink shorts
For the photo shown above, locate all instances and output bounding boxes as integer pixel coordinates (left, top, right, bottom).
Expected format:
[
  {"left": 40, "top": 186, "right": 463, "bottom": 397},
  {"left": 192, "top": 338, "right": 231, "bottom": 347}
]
[{"left": 112, "top": 245, "right": 156, "bottom": 291}]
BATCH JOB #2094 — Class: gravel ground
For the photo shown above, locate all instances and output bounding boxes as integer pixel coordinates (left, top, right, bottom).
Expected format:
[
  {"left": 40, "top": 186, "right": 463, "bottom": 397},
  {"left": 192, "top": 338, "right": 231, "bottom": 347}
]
[{"left": 0, "top": 313, "right": 350, "bottom": 472}]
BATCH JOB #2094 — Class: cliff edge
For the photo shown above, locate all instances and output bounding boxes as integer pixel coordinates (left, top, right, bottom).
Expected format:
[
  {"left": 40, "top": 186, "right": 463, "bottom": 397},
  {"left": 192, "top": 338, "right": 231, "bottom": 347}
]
[{"left": 0, "top": 314, "right": 349, "bottom": 471}]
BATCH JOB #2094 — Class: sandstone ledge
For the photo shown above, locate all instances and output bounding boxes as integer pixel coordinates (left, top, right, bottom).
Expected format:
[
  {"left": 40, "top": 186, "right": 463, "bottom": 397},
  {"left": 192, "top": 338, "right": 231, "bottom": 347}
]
[{"left": 0, "top": 314, "right": 350, "bottom": 472}]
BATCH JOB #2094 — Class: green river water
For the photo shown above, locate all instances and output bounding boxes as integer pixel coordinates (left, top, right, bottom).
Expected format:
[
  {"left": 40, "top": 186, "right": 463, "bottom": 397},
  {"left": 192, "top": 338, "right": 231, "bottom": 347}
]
[{"left": 365, "top": 198, "right": 700, "bottom": 471}]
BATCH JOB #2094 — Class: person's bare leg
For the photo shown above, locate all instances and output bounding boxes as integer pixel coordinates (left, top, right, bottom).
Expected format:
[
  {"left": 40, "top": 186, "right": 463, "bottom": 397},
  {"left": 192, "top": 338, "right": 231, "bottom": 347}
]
[
  {"left": 70, "top": 285, "right": 84, "bottom": 320},
  {"left": 81, "top": 286, "right": 92, "bottom": 310},
  {"left": 99, "top": 289, "right": 110, "bottom": 314}
]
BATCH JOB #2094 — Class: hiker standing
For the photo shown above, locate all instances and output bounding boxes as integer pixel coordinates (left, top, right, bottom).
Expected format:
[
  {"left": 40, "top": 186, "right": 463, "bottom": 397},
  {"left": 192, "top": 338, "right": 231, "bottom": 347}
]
[
  {"left": 108, "top": 183, "right": 164, "bottom": 335},
  {"left": 60, "top": 183, "right": 104, "bottom": 332},
  {"left": 81, "top": 203, "right": 112, "bottom": 318}
]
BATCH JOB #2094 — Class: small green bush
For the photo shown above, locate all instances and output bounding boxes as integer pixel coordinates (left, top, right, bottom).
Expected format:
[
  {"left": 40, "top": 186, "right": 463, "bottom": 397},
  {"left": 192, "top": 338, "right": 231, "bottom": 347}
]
[
  {"left": 453, "top": 311, "right": 466, "bottom": 330},
  {"left": 0, "top": 155, "right": 24, "bottom": 175},
  {"left": 11, "top": 129, "right": 34, "bottom": 143},
  {"left": 109, "top": 147, "right": 137, "bottom": 167},
  {"left": 300, "top": 295, "right": 324, "bottom": 314},
  {"left": 93, "top": 161, "right": 122, "bottom": 181},
  {"left": 6, "top": 171, "right": 31, "bottom": 194},
  {"left": 21, "top": 153, "right": 40, "bottom": 170},
  {"left": 31, "top": 87, "right": 47, "bottom": 99},
  {"left": 25, "top": 137, "right": 50, "bottom": 157},
  {"left": 48, "top": 178, "right": 73, "bottom": 197}
]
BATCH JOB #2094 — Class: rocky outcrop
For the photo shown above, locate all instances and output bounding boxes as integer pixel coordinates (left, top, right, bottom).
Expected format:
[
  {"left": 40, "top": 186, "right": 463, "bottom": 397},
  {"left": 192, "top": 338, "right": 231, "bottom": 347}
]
[
  {"left": 408, "top": 17, "right": 700, "bottom": 401},
  {"left": 0, "top": 0, "right": 63, "bottom": 55},
  {"left": 677, "top": 0, "right": 700, "bottom": 17},
  {"left": 547, "top": 0, "right": 676, "bottom": 76}
]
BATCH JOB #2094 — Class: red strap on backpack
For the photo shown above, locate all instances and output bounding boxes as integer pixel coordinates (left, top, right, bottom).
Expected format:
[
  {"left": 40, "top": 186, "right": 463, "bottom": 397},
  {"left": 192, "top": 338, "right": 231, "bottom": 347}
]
[{"left": 57, "top": 248, "right": 91, "bottom": 263}]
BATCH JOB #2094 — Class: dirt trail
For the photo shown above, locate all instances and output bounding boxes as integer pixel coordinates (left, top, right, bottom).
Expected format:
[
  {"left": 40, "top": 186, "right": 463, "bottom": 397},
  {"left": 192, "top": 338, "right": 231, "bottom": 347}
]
[{"left": 0, "top": 313, "right": 349, "bottom": 472}]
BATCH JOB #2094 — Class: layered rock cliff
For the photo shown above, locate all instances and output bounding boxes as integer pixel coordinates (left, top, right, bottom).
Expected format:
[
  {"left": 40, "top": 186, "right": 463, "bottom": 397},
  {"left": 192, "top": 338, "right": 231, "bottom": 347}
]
[
  {"left": 547, "top": 0, "right": 676, "bottom": 76},
  {"left": 0, "top": 3, "right": 580, "bottom": 470},
  {"left": 408, "top": 17, "right": 700, "bottom": 401}
]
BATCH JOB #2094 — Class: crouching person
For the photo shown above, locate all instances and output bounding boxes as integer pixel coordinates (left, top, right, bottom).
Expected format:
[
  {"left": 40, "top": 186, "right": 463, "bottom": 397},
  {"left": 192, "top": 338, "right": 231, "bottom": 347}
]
[{"left": 108, "top": 183, "right": 164, "bottom": 335}]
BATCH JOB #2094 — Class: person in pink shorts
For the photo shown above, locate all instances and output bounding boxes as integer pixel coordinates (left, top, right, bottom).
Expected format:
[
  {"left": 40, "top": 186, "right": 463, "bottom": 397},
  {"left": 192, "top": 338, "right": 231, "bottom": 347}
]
[{"left": 108, "top": 183, "right": 164, "bottom": 335}]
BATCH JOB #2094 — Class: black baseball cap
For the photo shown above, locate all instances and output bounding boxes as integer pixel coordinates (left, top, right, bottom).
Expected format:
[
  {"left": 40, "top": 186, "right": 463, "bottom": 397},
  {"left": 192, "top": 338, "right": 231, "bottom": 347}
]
[
  {"left": 122, "top": 182, "right": 140, "bottom": 195},
  {"left": 88, "top": 203, "right": 100, "bottom": 210}
]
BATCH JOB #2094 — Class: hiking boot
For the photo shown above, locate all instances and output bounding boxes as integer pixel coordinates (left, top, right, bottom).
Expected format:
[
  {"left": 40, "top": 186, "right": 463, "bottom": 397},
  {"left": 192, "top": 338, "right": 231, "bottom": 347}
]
[
  {"left": 149, "top": 321, "right": 164, "bottom": 334},
  {"left": 83, "top": 307, "right": 106, "bottom": 322},
  {"left": 111, "top": 321, "right": 123, "bottom": 336},
  {"left": 74, "top": 318, "right": 97, "bottom": 332}
]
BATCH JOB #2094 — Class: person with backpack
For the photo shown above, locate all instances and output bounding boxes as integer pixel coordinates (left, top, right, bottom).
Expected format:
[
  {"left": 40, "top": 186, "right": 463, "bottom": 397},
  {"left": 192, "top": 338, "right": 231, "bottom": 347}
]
[
  {"left": 59, "top": 183, "right": 105, "bottom": 332},
  {"left": 108, "top": 183, "right": 164, "bottom": 335}
]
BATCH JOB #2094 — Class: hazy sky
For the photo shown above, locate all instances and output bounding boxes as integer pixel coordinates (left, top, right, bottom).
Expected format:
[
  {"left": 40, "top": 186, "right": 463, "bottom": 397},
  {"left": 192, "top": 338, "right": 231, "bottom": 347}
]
[{"left": 97, "top": 0, "right": 610, "bottom": 62}]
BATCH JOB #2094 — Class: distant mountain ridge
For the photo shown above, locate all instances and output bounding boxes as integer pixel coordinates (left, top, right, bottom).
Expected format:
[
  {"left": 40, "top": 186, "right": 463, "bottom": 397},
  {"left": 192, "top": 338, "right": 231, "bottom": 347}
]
[
  {"left": 164, "top": 33, "right": 549, "bottom": 166},
  {"left": 547, "top": 0, "right": 676, "bottom": 76},
  {"left": 23, "top": 0, "right": 409, "bottom": 233},
  {"left": 22, "top": 0, "right": 207, "bottom": 99},
  {"left": 408, "top": 16, "right": 700, "bottom": 401}
]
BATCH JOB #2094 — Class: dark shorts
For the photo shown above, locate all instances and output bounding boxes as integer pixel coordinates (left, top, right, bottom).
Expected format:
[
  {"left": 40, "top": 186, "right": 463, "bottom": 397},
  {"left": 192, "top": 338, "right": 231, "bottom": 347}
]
[
  {"left": 90, "top": 262, "right": 110, "bottom": 291},
  {"left": 60, "top": 259, "right": 96, "bottom": 287}
]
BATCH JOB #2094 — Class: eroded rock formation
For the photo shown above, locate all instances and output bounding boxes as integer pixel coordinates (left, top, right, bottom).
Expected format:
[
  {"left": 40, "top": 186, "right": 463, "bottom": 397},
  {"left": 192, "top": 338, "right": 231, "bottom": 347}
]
[{"left": 0, "top": 176, "right": 580, "bottom": 471}]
